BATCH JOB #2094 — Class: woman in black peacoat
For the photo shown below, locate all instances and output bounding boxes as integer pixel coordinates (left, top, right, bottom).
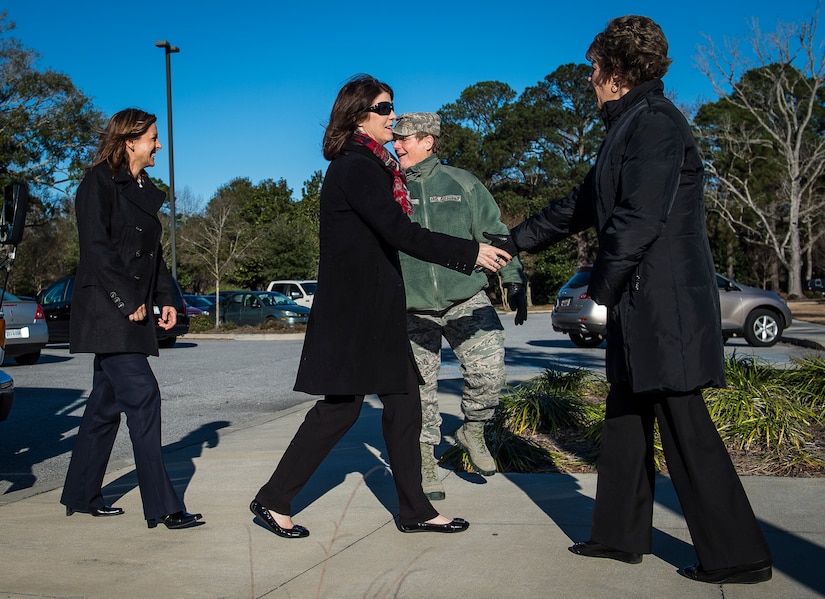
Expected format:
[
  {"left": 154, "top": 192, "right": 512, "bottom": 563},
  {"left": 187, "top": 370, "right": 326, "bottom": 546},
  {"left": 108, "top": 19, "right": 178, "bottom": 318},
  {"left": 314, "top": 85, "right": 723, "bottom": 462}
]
[
  {"left": 60, "top": 109, "right": 203, "bottom": 530},
  {"left": 251, "top": 75, "right": 511, "bottom": 539},
  {"left": 510, "top": 17, "right": 771, "bottom": 585}
]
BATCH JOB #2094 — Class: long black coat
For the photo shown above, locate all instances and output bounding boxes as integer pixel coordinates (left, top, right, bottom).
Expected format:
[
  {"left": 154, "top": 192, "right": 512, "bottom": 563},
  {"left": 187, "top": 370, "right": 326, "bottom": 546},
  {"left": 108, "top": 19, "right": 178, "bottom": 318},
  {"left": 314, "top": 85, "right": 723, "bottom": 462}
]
[
  {"left": 512, "top": 80, "right": 725, "bottom": 394},
  {"left": 70, "top": 163, "right": 175, "bottom": 357},
  {"left": 294, "top": 142, "right": 478, "bottom": 396}
]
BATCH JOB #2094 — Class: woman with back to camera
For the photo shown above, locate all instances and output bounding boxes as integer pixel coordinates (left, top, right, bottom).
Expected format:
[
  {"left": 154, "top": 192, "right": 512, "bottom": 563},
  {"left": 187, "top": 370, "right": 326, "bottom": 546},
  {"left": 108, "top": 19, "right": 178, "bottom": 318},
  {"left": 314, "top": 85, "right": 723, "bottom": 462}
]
[
  {"left": 60, "top": 108, "right": 203, "bottom": 530},
  {"left": 250, "top": 74, "right": 512, "bottom": 538},
  {"left": 509, "top": 16, "right": 771, "bottom": 584}
]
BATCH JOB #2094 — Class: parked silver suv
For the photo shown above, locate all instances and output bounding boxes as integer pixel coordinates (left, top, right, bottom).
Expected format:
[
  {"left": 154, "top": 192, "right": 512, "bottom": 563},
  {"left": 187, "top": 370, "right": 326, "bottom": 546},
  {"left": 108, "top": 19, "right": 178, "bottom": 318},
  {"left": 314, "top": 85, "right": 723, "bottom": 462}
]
[{"left": 551, "top": 267, "right": 793, "bottom": 348}]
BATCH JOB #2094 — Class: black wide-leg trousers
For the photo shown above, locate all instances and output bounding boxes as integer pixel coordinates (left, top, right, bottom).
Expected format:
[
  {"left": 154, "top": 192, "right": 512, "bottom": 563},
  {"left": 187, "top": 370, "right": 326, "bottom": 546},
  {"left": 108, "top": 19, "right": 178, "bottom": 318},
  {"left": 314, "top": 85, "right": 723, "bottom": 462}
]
[
  {"left": 61, "top": 353, "right": 184, "bottom": 520},
  {"left": 256, "top": 359, "right": 438, "bottom": 526},
  {"left": 590, "top": 382, "right": 771, "bottom": 570}
]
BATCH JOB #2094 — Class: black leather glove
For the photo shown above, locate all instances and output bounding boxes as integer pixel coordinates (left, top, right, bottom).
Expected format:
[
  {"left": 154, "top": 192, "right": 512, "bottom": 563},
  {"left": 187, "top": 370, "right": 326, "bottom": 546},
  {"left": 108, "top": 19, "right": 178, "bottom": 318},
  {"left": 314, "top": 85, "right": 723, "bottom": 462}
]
[
  {"left": 504, "top": 282, "right": 527, "bottom": 325},
  {"left": 482, "top": 232, "right": 518, "bottom": 257},
  {"left": 474, "top": 232, "right": 519, "bottom": 274}
]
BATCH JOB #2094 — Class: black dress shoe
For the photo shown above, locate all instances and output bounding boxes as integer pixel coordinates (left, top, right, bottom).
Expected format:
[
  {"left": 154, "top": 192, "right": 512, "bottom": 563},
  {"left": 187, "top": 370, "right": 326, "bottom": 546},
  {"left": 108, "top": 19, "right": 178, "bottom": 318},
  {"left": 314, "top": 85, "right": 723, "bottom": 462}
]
[
  {"left": 678, "top": 559, "right": 772, "bottom": 584},
  {"left": 65, "top": 505, "right": 124, "bottom": 517},
  {"left": 397, "top": 518, "right": 470, "bottom": 533},
  {"left": 147, "top": 511, "right": 204, "bottom": 529},
  {"left": 249, "top": 500, "right": 309, "bottom": 539},
  {"left": 569, "top": 540, "right": 643, "bottom": 564}
]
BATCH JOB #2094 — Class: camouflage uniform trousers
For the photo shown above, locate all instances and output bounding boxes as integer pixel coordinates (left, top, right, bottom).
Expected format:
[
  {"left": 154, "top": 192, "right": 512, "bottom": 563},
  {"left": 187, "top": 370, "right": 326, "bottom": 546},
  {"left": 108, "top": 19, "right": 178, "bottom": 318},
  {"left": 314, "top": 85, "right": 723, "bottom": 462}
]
[{"left": 407, "top": 291, "right": 505, "bottom": 446}]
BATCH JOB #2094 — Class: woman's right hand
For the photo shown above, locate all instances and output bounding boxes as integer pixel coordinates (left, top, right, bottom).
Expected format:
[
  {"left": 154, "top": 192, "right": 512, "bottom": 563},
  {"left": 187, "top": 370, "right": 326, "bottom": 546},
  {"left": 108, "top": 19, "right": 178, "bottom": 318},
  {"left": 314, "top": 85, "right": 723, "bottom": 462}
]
[{"left": 475, "top": 243, "right": 512, "bottom": 273}]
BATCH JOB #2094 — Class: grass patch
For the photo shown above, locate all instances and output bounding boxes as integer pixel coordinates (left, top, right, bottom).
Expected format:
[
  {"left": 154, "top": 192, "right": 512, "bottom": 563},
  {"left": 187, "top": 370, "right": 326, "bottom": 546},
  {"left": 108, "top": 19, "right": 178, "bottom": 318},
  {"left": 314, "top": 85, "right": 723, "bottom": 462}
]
[{"left": 440, "top": 357, "right": 825, "bottom": 477}]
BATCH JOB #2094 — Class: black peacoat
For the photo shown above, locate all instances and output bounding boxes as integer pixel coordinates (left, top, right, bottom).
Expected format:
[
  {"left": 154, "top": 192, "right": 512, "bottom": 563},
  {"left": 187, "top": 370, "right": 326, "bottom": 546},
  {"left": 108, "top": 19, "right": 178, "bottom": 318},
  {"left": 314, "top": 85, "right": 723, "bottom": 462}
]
[
  {"left": 70, "top": 163, "right": 175, "bottom": 357},
  {"left": 294, "top": 142, "right": 478, "bottom": 396},
  {"left": 512, "top": 80, "right": 725, "bottom": 394}
]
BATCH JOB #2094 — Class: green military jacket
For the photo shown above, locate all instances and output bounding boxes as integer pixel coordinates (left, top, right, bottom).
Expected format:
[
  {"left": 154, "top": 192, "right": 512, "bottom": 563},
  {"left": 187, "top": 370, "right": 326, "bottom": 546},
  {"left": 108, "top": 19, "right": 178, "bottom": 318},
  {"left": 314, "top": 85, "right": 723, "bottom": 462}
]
[{"left": 400, "top": 155, "right": 525, "bottom": 312}]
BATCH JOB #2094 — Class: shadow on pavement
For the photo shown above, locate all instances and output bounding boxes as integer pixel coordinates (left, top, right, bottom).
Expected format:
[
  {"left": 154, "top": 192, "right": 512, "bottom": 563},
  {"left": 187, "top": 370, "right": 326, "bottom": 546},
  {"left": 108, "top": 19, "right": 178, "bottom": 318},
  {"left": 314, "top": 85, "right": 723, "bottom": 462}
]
[
  {"left": 0, "top": 387, "right": 87, "bottom": 494},
  {"left": 102, "top": 420, "right": 230, "bottom": 507}
]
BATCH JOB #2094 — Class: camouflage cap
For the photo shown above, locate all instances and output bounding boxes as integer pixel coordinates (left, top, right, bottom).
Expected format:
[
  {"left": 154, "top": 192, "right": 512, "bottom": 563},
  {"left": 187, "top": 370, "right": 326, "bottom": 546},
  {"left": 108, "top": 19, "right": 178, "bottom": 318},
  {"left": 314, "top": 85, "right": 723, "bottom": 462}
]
[{"left": 393, "top": 112, "right": 441, "bottom": 137}]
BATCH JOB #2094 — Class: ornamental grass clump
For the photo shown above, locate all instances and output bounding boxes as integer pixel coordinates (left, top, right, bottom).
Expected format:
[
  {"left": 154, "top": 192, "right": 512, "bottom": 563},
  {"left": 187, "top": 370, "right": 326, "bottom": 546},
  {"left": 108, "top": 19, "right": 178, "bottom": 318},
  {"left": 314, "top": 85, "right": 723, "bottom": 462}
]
[
  {"left": 440, "top": 356, "right": 824, "bottom": 477},
  {"left": 441, "top": 366, "right": 606, "bottom": 474},
  {"left": 705, "top": 355, "right": 825, "bottom": 474},
  {"left": 498, "top": 366, "right": 602, "bottom": 436}
]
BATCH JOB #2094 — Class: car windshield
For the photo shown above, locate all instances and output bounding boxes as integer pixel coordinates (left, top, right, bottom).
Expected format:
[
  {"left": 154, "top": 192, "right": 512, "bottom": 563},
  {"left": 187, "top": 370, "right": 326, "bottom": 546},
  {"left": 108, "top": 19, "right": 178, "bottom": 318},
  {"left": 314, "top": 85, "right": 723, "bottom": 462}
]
[{"left": 260, "top": 292, "right": 295, "bottom": 306}]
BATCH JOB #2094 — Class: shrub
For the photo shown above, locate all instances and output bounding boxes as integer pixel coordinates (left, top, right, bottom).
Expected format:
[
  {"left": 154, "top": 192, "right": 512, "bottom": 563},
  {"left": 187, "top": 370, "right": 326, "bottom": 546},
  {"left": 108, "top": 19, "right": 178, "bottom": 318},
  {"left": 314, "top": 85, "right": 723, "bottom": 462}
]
[{"left": 188, "top": 314, "right": 214, "bottom": 332}]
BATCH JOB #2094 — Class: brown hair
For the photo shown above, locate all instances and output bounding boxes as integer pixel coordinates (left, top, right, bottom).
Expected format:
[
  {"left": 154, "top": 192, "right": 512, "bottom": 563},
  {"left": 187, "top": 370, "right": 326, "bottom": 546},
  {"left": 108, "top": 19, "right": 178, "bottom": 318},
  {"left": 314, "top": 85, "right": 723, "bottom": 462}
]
[
  {"left": 322, "top": 74, "right": 393, "bottom": 160},
  {"left": 91, "top": 108, "right": 157, "bottom": 176},
  {"left": 585, "top": 15, "right": 672, "bottom": 88}
]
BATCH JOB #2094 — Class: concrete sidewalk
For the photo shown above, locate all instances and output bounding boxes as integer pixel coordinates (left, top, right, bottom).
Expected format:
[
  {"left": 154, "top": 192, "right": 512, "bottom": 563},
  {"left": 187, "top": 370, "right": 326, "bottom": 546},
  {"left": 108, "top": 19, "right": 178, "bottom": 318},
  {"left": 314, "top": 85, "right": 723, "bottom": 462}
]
[
  {"left": 2, "top": 321, "right": 824, "bottom": 598},
  {"left": 2, "top": 393, "right": 824, "bottom": 598}
]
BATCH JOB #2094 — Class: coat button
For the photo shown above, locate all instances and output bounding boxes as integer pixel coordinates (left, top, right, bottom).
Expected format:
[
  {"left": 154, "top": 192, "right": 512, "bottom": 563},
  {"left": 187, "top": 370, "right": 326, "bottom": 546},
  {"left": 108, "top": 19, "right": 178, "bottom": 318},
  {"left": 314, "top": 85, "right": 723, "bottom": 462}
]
[
  {"left": 134, "top": 275, "right": 140, "bottom": 280},
  {"left": 135, "top": 226, "right": 143, "bottom": 232},
  {"left": 149, "top": 251, "right": 154, "bottom": 258},
  {"left": 135, "top": 250, "right": 142, "bottom": 257}
]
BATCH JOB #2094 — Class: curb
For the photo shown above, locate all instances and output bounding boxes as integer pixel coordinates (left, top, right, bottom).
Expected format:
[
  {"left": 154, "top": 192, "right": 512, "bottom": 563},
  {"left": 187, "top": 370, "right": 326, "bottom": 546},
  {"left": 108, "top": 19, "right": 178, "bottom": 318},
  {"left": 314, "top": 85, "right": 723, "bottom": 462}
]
[{"left": 781, "top": 336, "right": 825, "bottom": 351}]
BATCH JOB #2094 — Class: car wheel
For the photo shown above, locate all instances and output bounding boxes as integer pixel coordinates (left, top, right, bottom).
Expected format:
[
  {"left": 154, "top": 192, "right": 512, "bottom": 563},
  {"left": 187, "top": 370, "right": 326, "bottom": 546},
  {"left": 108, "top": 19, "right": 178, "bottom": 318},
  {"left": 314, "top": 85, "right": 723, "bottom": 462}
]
[
  {"left": 13, "top": 351, "right": 41, "bottom": 365},
  {"left": 158, "top": 336, "right": 177, "bottom": 349},
  {"left": 569, "top": 332, "right": 605, "bottom": 348},
  {"left": 743, "top": 308, "right": 783, "bottom": 347}
]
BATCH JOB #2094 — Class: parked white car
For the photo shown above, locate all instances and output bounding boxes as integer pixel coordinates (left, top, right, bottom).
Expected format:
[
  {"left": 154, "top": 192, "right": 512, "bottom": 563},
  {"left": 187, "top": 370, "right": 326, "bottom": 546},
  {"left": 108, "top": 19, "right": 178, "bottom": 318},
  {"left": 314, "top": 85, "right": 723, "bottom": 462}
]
[{"left": 266, "top": 280, "right": 317, "bottom": 309}]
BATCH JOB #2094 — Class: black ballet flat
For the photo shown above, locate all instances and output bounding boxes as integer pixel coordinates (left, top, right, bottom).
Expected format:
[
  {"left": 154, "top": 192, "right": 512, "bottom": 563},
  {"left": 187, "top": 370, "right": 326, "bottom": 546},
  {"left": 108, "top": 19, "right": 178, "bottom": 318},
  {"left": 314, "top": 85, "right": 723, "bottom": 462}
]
[
  {"left": 249, "top": 500, "right": 309, "bottom": 539},
  {"left": 397, "top": 517, "right": 469, "bottom": 533},
  {"left": 678, "top": 560, "right": 772, "bottom": 584},
  {"left": 66, "top": 505, "right": 124, "bottom": 517},
  {"left": 147, "top": 511, "right": 204, "bottom": 529},
  {"left": 568, "top": 540, "right": 643, "bottom": 564}
]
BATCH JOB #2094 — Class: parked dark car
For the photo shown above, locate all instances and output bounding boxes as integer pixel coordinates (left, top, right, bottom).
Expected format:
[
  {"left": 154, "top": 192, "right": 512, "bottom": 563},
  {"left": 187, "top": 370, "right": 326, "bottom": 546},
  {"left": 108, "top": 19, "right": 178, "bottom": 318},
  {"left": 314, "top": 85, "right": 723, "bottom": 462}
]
[
  {"left": 182, "top": 294, "right": 215, "bottom": 316},
  {"left": 37, "top": 275, "right": 190, "bottom": 348},
  {"left": 807, "top": 278, "right": 824, "bottom": 293},
  {"left": 552, "top": 266, "right": 793, "bottom": 348},
  {"left": 219, "top": 290, "right": 309, "bottom": 327}
]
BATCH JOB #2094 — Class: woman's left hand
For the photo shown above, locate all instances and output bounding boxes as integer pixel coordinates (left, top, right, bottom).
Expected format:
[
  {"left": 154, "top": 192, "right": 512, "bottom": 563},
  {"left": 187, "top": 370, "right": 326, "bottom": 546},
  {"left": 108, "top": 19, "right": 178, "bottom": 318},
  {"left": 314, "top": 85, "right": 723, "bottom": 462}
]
[{"left": 157, "top": 305, "right": 177, "bottom": 330}]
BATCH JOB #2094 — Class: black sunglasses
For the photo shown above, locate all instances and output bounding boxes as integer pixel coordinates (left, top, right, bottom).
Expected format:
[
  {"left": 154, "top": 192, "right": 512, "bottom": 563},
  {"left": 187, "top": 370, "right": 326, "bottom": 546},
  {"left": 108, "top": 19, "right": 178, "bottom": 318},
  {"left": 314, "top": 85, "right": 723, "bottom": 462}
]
[{"left": 366, "top": 101, "right": 394, "bottom": 116}]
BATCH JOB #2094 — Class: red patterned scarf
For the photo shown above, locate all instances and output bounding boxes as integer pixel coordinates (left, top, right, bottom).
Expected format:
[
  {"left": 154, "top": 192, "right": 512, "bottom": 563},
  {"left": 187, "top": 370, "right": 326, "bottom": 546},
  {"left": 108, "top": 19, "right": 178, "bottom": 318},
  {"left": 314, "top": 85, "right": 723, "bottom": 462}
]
[{"left": 351, "top": 132, "right": 413, "bottom": 216}]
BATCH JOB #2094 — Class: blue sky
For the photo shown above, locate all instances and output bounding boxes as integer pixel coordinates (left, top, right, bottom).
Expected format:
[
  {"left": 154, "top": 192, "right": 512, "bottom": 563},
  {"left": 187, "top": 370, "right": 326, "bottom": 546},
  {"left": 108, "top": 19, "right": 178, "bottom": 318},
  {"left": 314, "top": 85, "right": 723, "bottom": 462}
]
[{"left": 6, "top": 1, "right": 821, "bottom": 205}]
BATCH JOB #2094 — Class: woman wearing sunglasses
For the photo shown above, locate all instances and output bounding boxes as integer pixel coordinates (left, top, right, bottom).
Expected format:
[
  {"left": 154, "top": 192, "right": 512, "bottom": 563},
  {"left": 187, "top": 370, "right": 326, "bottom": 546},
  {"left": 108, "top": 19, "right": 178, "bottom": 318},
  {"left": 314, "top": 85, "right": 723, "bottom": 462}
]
[{"left": 250, "top": 74, "right": 512, "bottom": 539}]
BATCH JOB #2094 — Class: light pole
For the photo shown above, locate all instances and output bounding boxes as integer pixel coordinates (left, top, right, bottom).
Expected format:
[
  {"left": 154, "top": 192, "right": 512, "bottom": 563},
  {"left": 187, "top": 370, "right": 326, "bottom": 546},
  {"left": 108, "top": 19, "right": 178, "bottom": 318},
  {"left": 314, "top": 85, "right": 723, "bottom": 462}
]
[{"left": 155, "top": 40, "right": 180, "bottom": 279}]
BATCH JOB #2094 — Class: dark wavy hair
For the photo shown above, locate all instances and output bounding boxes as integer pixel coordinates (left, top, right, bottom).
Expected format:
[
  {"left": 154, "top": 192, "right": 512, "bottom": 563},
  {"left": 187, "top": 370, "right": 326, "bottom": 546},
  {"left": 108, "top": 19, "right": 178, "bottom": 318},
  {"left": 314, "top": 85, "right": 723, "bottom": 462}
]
[
  {"left": 91, "top": 108, "right": 157, "bottom": 177},
  {"left": 585, "top": 15, "right": 672, "bottom": 88},
  {"left": 322, "top": 74, "right": 393, "bottom": 160}
]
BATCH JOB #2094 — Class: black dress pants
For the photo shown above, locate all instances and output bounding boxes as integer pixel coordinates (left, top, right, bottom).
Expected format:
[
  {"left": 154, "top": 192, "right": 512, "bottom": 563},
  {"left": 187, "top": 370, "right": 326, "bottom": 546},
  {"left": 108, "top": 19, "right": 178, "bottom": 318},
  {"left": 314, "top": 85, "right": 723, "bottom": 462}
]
[
  {"left": 61, "top": 353, "right": 184, "bottom": 520},
  {"left": 256, "top": 359, "right": 438, "bottom": 526},
  {"left": 590, "top": 382, "right": 771, "bottom": 570}
]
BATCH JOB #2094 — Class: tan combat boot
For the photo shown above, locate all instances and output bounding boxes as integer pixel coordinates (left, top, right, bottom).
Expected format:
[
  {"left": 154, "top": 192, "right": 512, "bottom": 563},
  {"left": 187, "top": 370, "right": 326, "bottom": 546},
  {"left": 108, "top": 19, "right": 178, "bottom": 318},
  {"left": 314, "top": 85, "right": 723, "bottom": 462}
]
[
  {"left": 455, "top": 421, "right": 496, "bottom": 476},
  {"left": 420, "top": 443, "right": 445, "bottom": 500}
]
